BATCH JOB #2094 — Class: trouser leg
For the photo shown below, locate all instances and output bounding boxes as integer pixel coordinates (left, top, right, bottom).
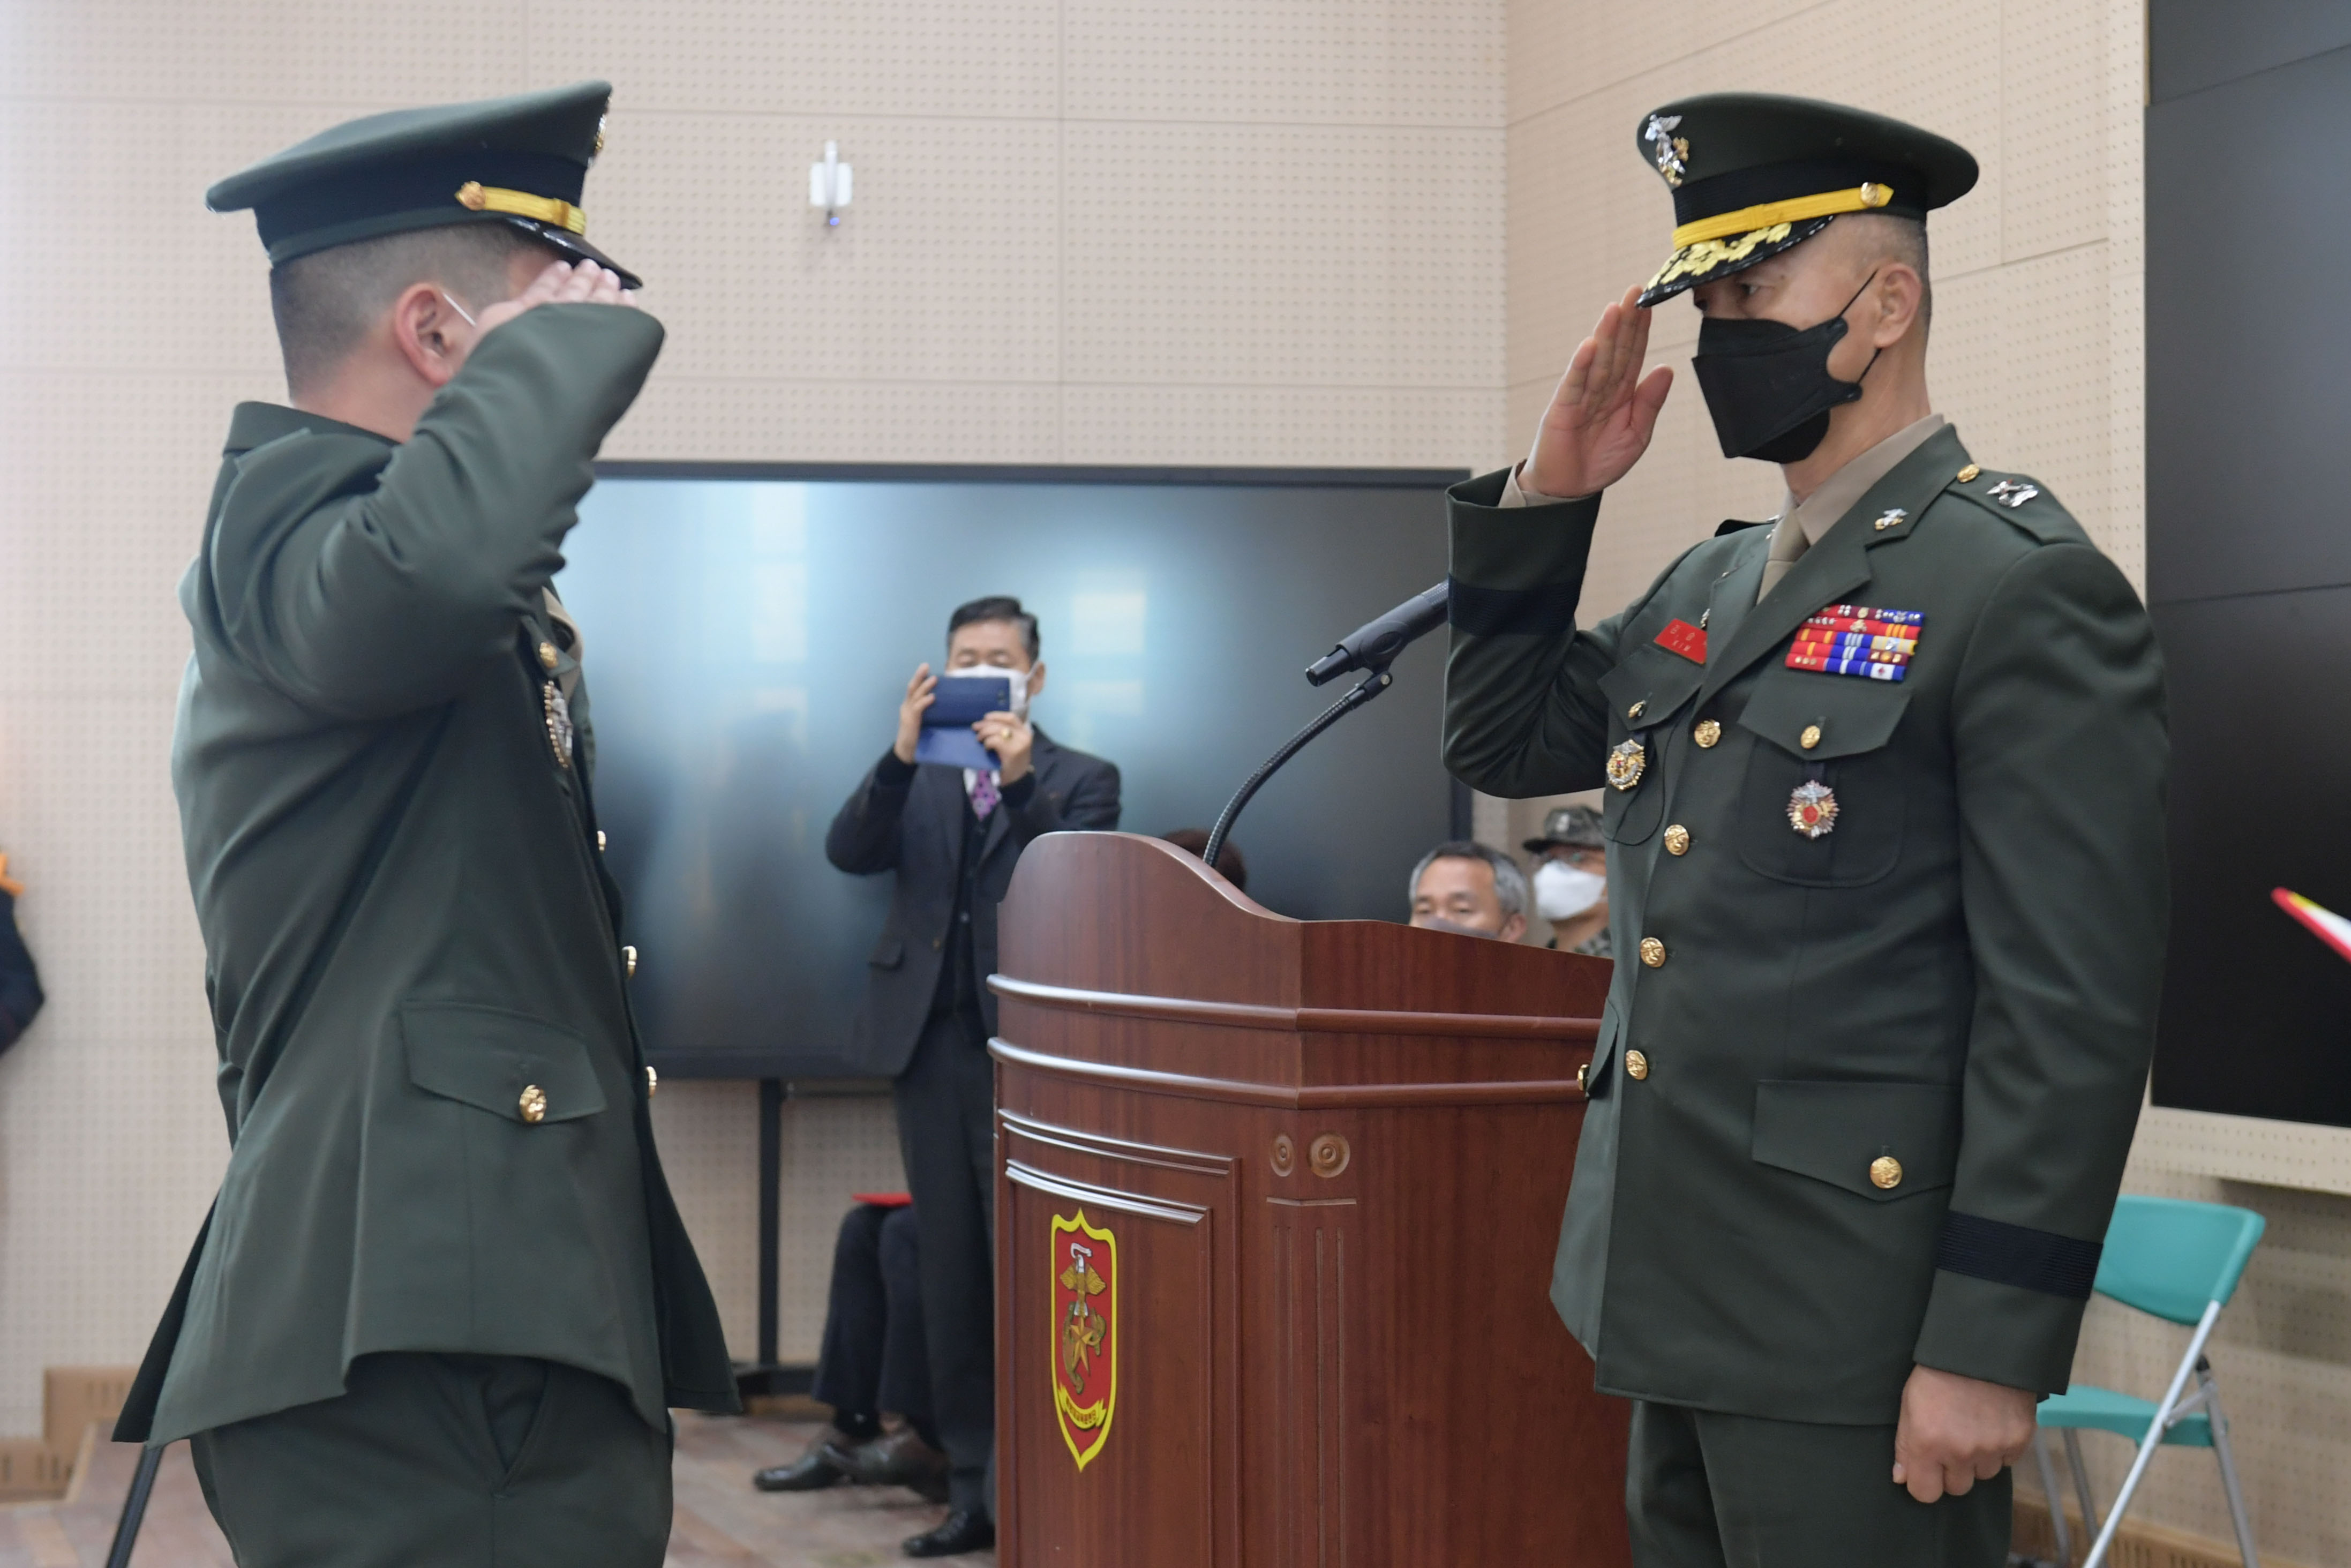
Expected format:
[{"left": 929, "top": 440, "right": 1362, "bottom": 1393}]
[
  {"left": 895, "top": 1009, "right": 998, "bottom": 1516},
  {"left": 191, "top": 1352, "right": 672, "bottom": 1568},
  {"left": 810, "top": 1204, "right": 892, "bottom": 1420},
  {"left": 877, "top": 1203, "right": 939, "bottom": 1443},
  {"left": 1626, "top": 1400, "right": 2012, "bottom": 1568}
]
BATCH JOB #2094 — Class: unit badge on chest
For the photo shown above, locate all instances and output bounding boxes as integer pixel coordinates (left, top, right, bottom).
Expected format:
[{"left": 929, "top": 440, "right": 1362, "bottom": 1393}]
[
  {"left": 543, "top": 682, "right": 576, "bottom": 769},
  {"left": 1787, "top": 779, "right": 1839, "bottom": 838},
  {"left": 1606, "top": 738, "right": 1648, "bottom": 791},
  {"left": 1051, "top": 1210, "right": 1119, "bottom": 1471}
]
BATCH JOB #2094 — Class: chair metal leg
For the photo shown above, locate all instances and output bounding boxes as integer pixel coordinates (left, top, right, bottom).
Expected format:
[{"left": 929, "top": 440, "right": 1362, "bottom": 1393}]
[
  {"left": 2084, "top": 1299, "right": 2226, "bottom": 1568},
  {"left": 2033, "top": 1430, "right": 2075, "bottom": 1566},
  {"left": 2063, "top": 1428, "right": 2100, "bottom": 1543},
  {"left": 2198, "top": 1359, "right": 2261, "bottom": 1568}
]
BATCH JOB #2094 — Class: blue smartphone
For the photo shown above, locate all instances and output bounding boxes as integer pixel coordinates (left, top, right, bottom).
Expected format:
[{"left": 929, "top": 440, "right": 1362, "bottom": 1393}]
[{"left": 914, "top": 674, "right": 1011, "bottom": 770}]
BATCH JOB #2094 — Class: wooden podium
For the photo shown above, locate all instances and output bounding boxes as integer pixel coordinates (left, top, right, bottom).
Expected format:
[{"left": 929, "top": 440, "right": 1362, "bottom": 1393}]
[{"left": 990, "top": 832, "right": 1631, "bottom": 1566}]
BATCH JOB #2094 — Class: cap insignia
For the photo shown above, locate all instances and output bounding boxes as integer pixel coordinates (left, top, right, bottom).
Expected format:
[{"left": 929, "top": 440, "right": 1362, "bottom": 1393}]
[{"left": 1644, "top": 114, "right": 1689, "bottom": 187}]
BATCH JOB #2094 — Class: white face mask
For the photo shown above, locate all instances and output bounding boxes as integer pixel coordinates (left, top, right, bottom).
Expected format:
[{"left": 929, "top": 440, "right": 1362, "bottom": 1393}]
[
  {"left": 950, "top": 661, "right": 1031, "bottom": 718},
  {"left": 1534, "top": 859, "right": 1605, "bottom": 921}
]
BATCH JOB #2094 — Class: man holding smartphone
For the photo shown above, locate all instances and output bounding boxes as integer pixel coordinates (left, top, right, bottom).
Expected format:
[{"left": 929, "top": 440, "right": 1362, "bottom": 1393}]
[{"left": 826, "top": 595, "right": 1121, "bottom": 1557}]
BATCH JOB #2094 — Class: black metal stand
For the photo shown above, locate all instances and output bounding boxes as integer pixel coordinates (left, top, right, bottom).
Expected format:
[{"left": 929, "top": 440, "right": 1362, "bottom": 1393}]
[
  {"left": 103, "top": 1444, "right": 162, "bottom": 1568},
  {"left": 1204, "top": 667, "right": 1394, "bottom": 871},
  {"left": 732, "top": 1077, "right": 815, "bottom": 1398}
]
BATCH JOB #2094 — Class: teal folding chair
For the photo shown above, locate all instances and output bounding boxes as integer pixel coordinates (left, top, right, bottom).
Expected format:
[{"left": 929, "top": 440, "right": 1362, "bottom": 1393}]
[{"left": 2030, "top": 1195, "right": 2266, "bottom": 1568}]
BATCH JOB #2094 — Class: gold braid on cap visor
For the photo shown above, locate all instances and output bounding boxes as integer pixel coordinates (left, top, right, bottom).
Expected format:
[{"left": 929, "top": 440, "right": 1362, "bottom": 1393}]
[
  {"left": 455, "top": 180, "right": 588, "bottom": 235},
  {"left": 1644, "top": 183, "right": 1896, "bottom": 294}
]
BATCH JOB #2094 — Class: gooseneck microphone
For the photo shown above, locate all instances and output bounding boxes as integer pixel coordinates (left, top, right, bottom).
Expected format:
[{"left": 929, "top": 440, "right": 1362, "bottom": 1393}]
[
  {"left": 1304, "top": 581, "right": 1449, "bottom": 686},
  {"left": 1204, "top": 582, "right": 1453, "bottom": 871}
]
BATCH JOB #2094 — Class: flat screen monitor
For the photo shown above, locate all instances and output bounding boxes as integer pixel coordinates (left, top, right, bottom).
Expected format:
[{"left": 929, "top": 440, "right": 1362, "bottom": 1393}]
[{"left": 554, "top": 466, "right": 1468, "bottom": 1078}]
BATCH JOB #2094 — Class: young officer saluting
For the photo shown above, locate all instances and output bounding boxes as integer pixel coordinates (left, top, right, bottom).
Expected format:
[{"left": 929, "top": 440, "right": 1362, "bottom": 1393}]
[
  {"left": 1443, "top": 95, "right": 2167, "bottom": 1565},
  {"left": 112, "top": 84, "right": 737, "bottom": 1566}
]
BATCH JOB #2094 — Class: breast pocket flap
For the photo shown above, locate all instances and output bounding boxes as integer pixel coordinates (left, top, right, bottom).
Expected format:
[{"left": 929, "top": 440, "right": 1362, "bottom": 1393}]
[
  {"left": 401, "top": 1004, "right": 608, "bottom": 1125},
  {"left": 1751, "top": 1079, "right": 1958, "bottom": 1201},
  {"left": 1596, "top": 652, "right": 1703, "bottom": 732},
  {"left": 1737, "top": 675, "right": 1910, "bottom": 760}
]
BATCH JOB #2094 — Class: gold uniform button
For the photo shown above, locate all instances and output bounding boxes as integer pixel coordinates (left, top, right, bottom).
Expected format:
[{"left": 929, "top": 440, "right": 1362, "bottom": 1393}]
[
  {"left": 1956, "top": 463, "right": 1981, "bottom": 483},
  {"left": 1870, "top": 1156, "right": 1903, "bottom": 1190},
  {"left": 1639, "top": 936, "right": 1666, "bottom": 967},
  {"left": 519, "top": 1084, "right": 548, "bottom": 1124},
  {"left": 622, "top": 944, "right": 638, "bottom": 978},
  {"left": 1663, "top": 824, "right": 1691, "bottom": 856},
  {"left": 537, "top": 640, "right": 559, "bottom": 670},
  {"left": 645, "top": 1064, "right": 659, "bottom": 1098},
  {"left": 1799, "top": 724, "right": 1822, "bottom": 750},
  {"left": 1624, "top": 1049, "right": 1650, "bottom": 1081},
  {"left": 1627, "top": 699, "right": 1647, "bottom": 722},
  {"left": 1694, "top": 718, "right": 1722, "bottom": 749}
]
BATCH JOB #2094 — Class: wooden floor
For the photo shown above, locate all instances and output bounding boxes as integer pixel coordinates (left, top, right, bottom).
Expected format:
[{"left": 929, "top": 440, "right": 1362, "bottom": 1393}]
[{"left": 0, "top": 1416, "right": 993, "bottom": 1568}]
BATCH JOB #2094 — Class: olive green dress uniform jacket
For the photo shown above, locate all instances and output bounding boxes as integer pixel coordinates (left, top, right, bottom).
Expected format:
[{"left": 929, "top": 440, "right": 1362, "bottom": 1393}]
[
  {"left": 116, "top": 305, "right": 739, "bottom": 1446},
  {"left": 1443, "top": 425, "right": 2167, "bottom": 1422}
]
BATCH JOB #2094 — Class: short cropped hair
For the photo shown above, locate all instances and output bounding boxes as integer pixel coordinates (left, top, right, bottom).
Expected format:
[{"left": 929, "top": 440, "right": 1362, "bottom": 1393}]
[
  {"left": 1408, "top": 841, "right": 1527, "bottom": 920},
  {"left": 268, "top": 223, "right": 549, "bottom": 397},
  {"left": 947, "top": 595, "right": 1040, "bottom": 662},
  {"left": 1842, "top": 212, "right": 1932, "bottom": 333}
]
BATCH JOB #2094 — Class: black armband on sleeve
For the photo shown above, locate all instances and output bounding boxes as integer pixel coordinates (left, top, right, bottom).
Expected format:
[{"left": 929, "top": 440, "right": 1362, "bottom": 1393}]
[
  {"left": 1936, "top": 1211, "right": 2101, "bottom": 1300},
  {"left": 1447, "top": 577, "right": 1582, "bottom": 639}
]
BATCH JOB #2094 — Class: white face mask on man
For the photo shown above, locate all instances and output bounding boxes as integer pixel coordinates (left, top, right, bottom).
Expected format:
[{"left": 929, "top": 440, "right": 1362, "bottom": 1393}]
[{"left": 1534, "top": 858, "right": 1606, "bottom": 921}]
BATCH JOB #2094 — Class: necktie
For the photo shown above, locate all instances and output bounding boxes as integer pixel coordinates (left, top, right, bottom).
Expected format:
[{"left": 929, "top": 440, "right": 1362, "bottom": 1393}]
[
  {"left": 968, "top": 771, "right": 1000, "bottom": 821},
  {"left": 1755, "top": 513, "right": 1809, "bottom": 603}
]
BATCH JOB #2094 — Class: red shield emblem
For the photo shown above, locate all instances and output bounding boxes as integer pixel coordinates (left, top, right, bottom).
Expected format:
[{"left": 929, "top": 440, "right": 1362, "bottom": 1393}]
[{"left": 1050, "top": 1210, "right": 1118, "bottom": 1470}]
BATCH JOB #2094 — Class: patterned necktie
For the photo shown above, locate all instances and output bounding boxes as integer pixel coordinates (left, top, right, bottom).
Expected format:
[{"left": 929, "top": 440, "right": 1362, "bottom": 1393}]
[{"left": 968, "top": 770, "right": 1001, "bottom": 821}]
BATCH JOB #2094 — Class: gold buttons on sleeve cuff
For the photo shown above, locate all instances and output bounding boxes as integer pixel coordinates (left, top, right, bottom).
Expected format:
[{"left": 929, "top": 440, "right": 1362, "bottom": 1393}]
[
  {"left": 1694, "top": 718, "right": 1722, "bottom": 748},
  {"left": 645, "top": 1064, "right": 659, "bottom": 1098},
  {"left": 1624, "top": 1049, "right": 1650, "bottom": 1081},
  {"left": 622, "top": 944, "right": 638, "bottom": 978},
  {"left": 1799, "top": 724, "right": 1822, "bottom": 750},
  {"left": 1663, "top": 824, "right": 1691, "bottom": 856},
  {"left": 520, "top": 1084, "right": 548, "bottom": 1123},
  {"left": 1869, "top": 1156, "right": 1903, "bottom": 1190},
  {"left": 1639, "top": 936, "right": 1666, "bottom": 967},
  {"left": 537, "top": 640, "right": 559, "bottom": 670}
]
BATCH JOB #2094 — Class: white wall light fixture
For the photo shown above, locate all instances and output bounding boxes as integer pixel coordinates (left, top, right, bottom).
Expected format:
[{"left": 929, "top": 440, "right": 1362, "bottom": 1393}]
[{"left": 809, "top": 141, "right": 852, "bottom": 227}]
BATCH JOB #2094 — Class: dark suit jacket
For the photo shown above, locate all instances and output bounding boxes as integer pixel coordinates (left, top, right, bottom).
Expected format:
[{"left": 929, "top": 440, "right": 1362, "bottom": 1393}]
[
  {"left": 1443, "top": 425, "right": 2167, "bottom": 1421},
  {"left": 826, "top": 732, "right": 1120, "bottom": 1076},
  {"left": 117, "top": 305, "right": 737, "bottom": 1447},
  {"left": 0, "top": 889, "right": 41, "bottom": 1054}
]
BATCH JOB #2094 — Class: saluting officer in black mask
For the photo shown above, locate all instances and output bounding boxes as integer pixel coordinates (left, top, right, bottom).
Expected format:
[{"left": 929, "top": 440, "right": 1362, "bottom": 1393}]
[{"left": 1440, "top": 95, "right": 2168, "bottom": 1566}]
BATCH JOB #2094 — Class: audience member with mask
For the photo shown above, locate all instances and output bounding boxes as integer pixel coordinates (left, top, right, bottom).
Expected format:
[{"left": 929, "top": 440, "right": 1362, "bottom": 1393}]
[
  {"left": 1524, "top": 805, "right": 1610, "bottom": 957},
  {"left": 1406, "top": 841, "right": 1528, "bottom": 942}
]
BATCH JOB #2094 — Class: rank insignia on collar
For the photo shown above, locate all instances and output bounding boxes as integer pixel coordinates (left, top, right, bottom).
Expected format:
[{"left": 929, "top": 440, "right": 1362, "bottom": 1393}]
[
  {"left": 1787, "top": 779, "right": 1838, "bottom": 838},
  {"left": 1643, "top": 114, "right": 1689, "bottom": 186},
  {"left": 1606, "top": 738, "right": 1648, "bottom": 791},
  {"left": 1985, "top": 479, "right": 2040, "bottom": 508},
  {"left": 1873, "top": 508, "right": 1907, "bottom": 531},
  {"left": 543, "top": 681, "right": 576, "bottom": 769}
]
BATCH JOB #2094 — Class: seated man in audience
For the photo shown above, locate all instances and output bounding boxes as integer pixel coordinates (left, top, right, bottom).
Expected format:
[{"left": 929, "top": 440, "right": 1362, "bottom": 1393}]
[
  {"left": 1158, "top": 827, "right": 1249, "bottom": 894},
  {"left": 754, "top": 1197, "right": 947, "bottom": 1503},
  {"left": 1524, "top": 805, "right": 1610, "bottom": 956},
  {"left": 1406, "top": 841, "right": 1528, "bottom": 942}
]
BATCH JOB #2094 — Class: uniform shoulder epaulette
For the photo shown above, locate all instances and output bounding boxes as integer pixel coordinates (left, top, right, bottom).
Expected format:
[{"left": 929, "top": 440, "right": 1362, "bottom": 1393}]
[
  {"left": 1938, "top": 464, "right": 2087, "bottom": 547},
  {"left": 1715, "top": 517, "right": 1770, "bottom": 537}
]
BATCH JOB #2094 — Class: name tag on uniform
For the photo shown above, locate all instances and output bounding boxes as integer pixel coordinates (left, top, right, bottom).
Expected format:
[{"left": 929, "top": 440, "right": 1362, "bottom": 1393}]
[
  {"left": 1654, "top": 618, "right": 1708, "bottom": 664},
  {"left": 1785, "top": 603, "right": 1924, "bottom": 682}
]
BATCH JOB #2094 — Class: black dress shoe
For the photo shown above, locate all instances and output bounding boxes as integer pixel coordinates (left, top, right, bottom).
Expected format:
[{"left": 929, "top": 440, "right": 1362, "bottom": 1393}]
[
  {"left": 903, "top": 1507, "right": 995, "bottom": 1558},
  {"left": 752, "top": 1425, "right": 863, "bottom": 1491},
  {"left": 833, "top": 1427, "right": 951, "bottom": 1503}
]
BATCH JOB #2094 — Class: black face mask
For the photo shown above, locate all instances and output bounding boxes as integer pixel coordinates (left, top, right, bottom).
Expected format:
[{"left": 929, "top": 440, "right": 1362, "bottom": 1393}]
[{"left": 1691, "top": 272, "right": 1880, "bottom": 463}]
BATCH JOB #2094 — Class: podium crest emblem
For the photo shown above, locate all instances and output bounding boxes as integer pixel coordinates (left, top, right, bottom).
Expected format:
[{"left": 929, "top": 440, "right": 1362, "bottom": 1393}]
[{"left": 1049, "top": 1210, "right": 1119, "bottom": 1470}]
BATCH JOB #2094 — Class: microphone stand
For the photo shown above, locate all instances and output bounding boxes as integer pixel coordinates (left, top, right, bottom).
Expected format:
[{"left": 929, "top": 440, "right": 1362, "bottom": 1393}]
[{"left": 1203, "top": 665, "right": 1394, "bottom": 873}]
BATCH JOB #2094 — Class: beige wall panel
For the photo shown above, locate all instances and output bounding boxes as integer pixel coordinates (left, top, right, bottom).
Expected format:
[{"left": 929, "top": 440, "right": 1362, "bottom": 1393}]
[
  {"left": 1064, "top": 1, "right": 1503, "bottom": 126},
  {"left": 1505, "top": 0, "right": 1824, "bottom": 126},
  {"left": 1063, "top": 123, "right": 1504, "bottom": 388},
  {"left": 2000, "top": 0, "right": 2112, "bottom": 261},
  {"left": 529, "top": 0, "right": 1061, "bottom": 120},
  {"left": 590, "top": 112, "right": 1064, "bottom": 385},
  {"left": 1058, "top": 384, "right": 1502, "bottom": 468},
  {"left": 605, "top": 379, "right": 1066, "bottom": 464},
  {"left": 0, "top": 0, "right": 525, "bottom": 104},
  {"left": 647, "top": 1082, "right": 763, "bottom": 1359}
]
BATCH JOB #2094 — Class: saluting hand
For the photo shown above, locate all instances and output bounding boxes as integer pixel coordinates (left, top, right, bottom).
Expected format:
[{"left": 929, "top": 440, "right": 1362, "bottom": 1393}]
[
  {"left": 476, "top": 259, "right": 639, "bottom": 337},
  {"left": 1523, "top": 284, "right": 1674, "bottom": 499},
  {"left": 892, "top": 664, "right": 938, "bottom": 765}
]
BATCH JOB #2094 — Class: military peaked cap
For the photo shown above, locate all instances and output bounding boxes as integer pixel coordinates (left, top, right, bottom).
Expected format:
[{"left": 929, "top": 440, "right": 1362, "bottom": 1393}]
[
  {"left": 1634, "top": 93, "right": 1976, "bottom": 307},
  {"left": 1525, "top": 804, "right": 1605, "bottom": 853},
  {"left": 207, "top": 81, "right": 640, "bottom": 288}
]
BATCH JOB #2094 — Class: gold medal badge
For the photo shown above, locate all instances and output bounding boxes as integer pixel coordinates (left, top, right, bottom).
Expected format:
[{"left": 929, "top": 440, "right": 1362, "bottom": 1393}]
[
  {"left": 1050, "top": 1211, "right": 1119, "bottom": 1470},
  {"left": 1787, "top": 779, "right": 1838, "bottom": 838},
  {"left": 1606, "top": 738, "right": 1647, "bottom": 791}
]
